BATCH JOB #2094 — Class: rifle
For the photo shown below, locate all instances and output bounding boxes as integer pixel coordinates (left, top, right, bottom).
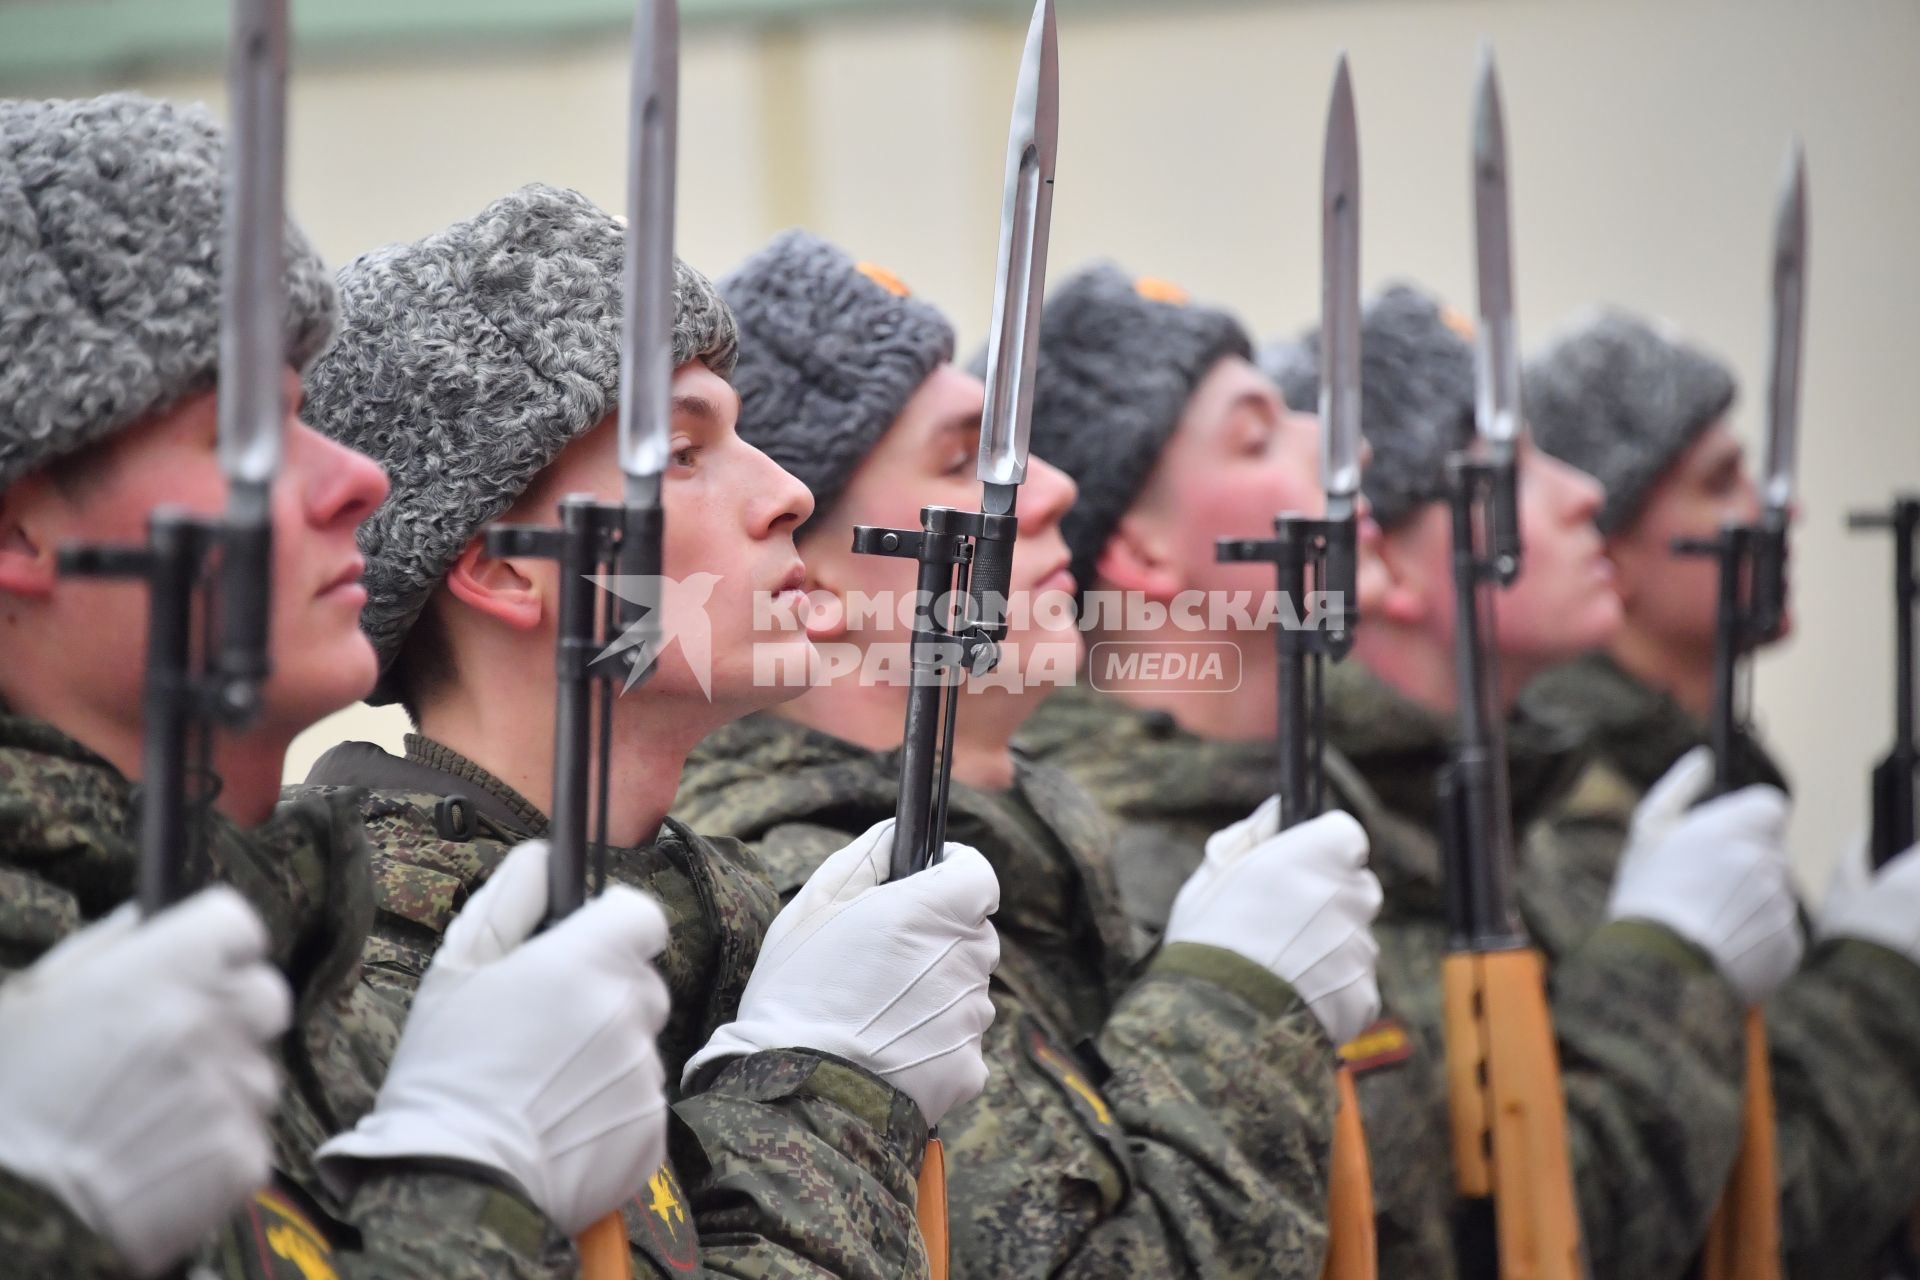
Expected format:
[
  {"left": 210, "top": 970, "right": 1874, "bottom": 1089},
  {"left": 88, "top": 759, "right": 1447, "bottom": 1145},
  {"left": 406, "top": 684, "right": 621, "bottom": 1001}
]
[
  {"left": 57, "top": 0, "right": 288, "bottom": 915},
  {"left": 1673, "top": 142, "right": 1803, "bottom": 1280},
  {"left": 477, "top": 4, "right": 680, "bottom": 1276},
  {"left": 1848, "top": 495, "right": 1918, "bottom": 869},
  {"left": 1435, "top": 49, "right": 1586, "bottom": 1280},
  {"left": 1845, "top": 488, "right": 1916, "bottom": 1279},
  {"left": 1216, "top": 54, "right": 1373, "bottom": 1280},
  {"left": 848, "top": 3, "right": 1056, "bottom": 1273}
]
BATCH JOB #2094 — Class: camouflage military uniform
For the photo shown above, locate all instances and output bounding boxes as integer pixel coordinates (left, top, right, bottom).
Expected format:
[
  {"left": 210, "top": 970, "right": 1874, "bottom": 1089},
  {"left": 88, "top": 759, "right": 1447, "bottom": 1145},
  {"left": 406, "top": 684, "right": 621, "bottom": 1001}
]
[
  {"left": 1019, "top": 672, "right": 1752, "bottom": 1280},
  {"left": 673, "top": 711, "right": 1339, "bottom": 1280},
  {"left": 1527, "top": 651, "right": 1920, "bottom": 1280},
  {"left": 0, "top": 709, "right": 576, "bottom": 1280},
  {"left": 294, "top": 734, "right": 935, "bottom": 1279}
]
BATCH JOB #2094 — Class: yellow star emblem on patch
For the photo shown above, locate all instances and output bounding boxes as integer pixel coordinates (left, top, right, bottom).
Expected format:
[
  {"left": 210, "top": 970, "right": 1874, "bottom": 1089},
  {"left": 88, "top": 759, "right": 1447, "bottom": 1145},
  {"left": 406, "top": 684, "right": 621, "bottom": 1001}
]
[{"left": 647, "top": 1167, "right": 687, "bottom": 1227}]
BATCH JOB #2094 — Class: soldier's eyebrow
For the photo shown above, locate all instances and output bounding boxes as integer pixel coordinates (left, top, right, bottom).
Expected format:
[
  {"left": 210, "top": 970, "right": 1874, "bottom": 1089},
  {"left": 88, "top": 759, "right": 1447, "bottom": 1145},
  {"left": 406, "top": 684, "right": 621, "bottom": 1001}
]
[{"left": 671, "top": 394, "right": 720, "bottom": 423}]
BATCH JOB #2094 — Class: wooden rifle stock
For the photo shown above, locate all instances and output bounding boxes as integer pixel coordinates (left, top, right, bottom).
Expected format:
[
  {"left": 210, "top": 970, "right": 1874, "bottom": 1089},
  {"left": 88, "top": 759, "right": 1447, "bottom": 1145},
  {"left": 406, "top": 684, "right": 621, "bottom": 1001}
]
[
  {"left": 1442, "top": 950, "right": 1583, "bottom": 1280},
  {"left": 1700, "top": 1011, "right": 1781, "bottom": 1280},
  {"left": 1219, "top": 515, "right": 1377, "bottom": 1278},
  {"left": 1322, "top": 1069, "right": 1377, "bottom": 1280},
  {"left": 1676, "top": 525, "right": 1783, "bottom": 1280}
]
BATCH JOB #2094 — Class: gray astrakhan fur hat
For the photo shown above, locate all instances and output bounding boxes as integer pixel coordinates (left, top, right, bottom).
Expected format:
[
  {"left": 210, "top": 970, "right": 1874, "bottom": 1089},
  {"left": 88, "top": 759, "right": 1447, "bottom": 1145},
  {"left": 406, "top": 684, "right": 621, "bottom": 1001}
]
[
  {"left": 1264, "top": 282, "right": 1476, "bottom": 532},
  {"left": 721, "top": 229, "right": 955, "bottom": 527},
  {"left": 302, "top": 183, "right": 737, "bottom": 704},
  {"left": 0, "top": 93, "right": 335, "bottom": 491},
  {"left": 1023, "top": 264, "right": 1252, "bottom": 595},
  {"left": 1524, "top": 307, "right": 1737, "bottom": 535}
]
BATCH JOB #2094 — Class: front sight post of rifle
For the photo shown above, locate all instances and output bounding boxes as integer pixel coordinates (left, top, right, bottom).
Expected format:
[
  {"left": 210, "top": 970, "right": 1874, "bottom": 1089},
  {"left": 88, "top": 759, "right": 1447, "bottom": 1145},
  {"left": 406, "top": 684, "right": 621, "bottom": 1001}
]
[
  {"left": 850, "top": 505, "right": 1017, "bottom": 883},
  {"left": 485, "top": 495, "right": 661, "bottom": 927},
  {"left": 1217, "top": 513, "right": 1354, "bottom": 831}
]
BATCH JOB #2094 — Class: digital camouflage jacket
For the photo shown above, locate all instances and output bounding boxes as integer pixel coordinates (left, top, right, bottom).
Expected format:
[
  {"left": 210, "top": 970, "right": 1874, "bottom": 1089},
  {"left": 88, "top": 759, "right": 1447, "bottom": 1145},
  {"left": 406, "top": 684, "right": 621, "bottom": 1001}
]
[
  {"left": 1018, "top": 671, "right": 1751, "bottom": 1280},
  {"left": 0, "top": 710, "right": 577, "bottom": 1280},
  {"left": 294, "top": 734, "right": 935, "bottom": 1280},
  {"left": 674, "top": 710, "right": 1340, "bottom": 1280},
  {"left": 1526, "top": 651, "right": 1920, "bottom": 1280}
]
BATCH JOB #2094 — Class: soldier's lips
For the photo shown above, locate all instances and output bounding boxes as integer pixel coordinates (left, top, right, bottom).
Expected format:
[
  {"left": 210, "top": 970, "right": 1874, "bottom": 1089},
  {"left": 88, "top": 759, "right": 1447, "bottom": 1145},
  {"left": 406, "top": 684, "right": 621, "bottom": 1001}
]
[
  {"left": 317, "top": 559, "right": 366, "bottom": 604},
  {"left": 1036, "top": 565, "right": 1077, "bottom": 596},
  {"left": 766, "top": 562, "right": 809, "bottom": 612}
]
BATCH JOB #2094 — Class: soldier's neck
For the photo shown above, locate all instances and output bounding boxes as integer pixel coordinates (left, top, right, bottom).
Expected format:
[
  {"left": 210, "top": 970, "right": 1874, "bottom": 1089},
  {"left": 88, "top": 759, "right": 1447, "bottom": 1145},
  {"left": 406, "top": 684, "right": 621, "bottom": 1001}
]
[
  {"left": 775, "top": 678, "right": 1022, "bottom": 792},
  {"left": 1094, "top": 626, "right": 1278, "bottom": 742},
  {"left": 417, "top": 693, "right": 688, "bottom": 849},
  {"left": 1607, "top": 624, "right": 1715, "bottom": 724},
  {"left": 1354, "top": 621, "right": 1537, "bottom": 718},
  {"left": 17, "top": 696, "right": 290, "bottom": 827}
]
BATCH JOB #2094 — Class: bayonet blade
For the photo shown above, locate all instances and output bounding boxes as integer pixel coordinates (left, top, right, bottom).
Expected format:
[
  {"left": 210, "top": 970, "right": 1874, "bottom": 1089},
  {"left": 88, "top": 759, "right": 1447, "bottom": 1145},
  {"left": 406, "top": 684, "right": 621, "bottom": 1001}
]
[
  {"left": 217, "top": 0, "right": 289, "bottom": 514},
  {"left": 976, "top": 0, "right": 1058, "bottom": 515},
  {"left": 1763, "top": 141, "right": 1806, "bottom": 516},
  {"left": 1471, "top": 46, "right": 1520, "bottom": 458},
  {"left": 1321, "top": 53, "right": 1361, "bottom": 523},
  {"left": 620, "top": 0, "right": 679, "bottom": 508}
]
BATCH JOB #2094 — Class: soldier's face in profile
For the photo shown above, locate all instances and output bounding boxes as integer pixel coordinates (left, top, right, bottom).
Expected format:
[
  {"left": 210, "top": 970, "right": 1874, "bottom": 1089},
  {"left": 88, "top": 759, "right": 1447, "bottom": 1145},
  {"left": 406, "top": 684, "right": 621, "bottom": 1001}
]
[
  {"left": 1607, "top": 421, "right": 1785, "bottom": 652},
  {"left": 511, "top": 360, "right": 816, "bottom": 716},
  {"left": 0, "top": 368, "right": 388, "bottom": 749},
  {"left": 1495, "top": 442, "right": 1623, "bottom": 664},
  {"left": 798, "top": 363, "right": 1082, "bottom": 683},
  {"left": 1370, "top": 438, "right": 1620, "bottom": 679},
  {"left": 1126, "top": 357, "right": 1328, "bottom": 608}
]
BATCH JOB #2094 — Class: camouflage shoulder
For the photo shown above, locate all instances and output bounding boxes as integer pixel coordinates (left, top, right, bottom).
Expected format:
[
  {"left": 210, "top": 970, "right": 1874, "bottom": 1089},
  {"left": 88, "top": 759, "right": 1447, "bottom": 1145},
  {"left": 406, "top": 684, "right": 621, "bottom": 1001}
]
[
  {"left": 753, "top": 820, "right": 860, "bottom": 898},
  {"left": 312, "top": 784, "right": 509, "bottom": 940},
  {"left": 338, "top": 1167, "right": 576, "bottom": 1280},
  {"left": 0, "top": 861, "right": 82, "bottom": 972},
  {"left": 675, "top": 1048, "right": 931, "bottom": 1278},
  {"left": 0, "top": 1165, "right": 126, "bottom": 1280}
]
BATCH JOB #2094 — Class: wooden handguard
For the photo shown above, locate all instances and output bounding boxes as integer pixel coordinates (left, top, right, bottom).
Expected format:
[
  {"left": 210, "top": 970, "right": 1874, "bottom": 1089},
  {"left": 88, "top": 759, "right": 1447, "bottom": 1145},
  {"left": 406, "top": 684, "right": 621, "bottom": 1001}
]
[
  {"left": 918, "top": 1136, "right": 950, "bottom": 1280},
  {"left": 1320, "top": 1066, "right": 1378, "bottom": 1279},
  {"left": 1442, "top": 949, "right": 1584, "bottom": 1280},
  {"left": 1701, "top": 1010, "right": 1782, "bottom": 1280},
  {"left": 577, "top": 1211, "right": 635, "bottom": 1280}
]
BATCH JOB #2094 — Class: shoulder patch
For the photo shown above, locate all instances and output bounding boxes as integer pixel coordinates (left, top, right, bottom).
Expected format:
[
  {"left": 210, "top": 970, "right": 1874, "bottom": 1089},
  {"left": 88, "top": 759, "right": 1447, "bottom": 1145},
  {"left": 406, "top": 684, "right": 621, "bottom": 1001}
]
[
  {"left": 242, "top": 1183, "right": 340, "bottom": 1280},
  {"left": 1557, "top": 761, "right": 1641, "bottom": 825},
  {"left": 1339, "top": 1016, "right": 1414, "bottom": 1076},
  {"left": 1021, "top": 1015, "right": 1121, "bottom": 1138},
  {"left": 623, "top": 1162, "right": 700, "bottom": 1271}
]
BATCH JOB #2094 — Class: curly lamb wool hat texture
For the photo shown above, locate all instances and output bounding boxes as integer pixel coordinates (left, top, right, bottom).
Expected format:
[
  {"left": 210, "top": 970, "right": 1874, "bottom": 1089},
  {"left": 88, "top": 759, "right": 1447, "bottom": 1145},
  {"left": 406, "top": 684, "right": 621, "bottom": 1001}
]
[
  {"left": 301, "top": 183, "right": 738, "bottom": 704},
  {"left": 721, "top": 229, "right": 956, "bottom": 527},
  {"left": 0, "top": 92, "right": 336, "bottom": 490},
  {"left": 1524, "top": 307, "right": 1737, "bottom": 535},
  {"left": 1264, "top": 282, "right": 1476, "bottom": 532},
  {"left": 1017, "top": 265, "right": 1253, "bottom": 596}
]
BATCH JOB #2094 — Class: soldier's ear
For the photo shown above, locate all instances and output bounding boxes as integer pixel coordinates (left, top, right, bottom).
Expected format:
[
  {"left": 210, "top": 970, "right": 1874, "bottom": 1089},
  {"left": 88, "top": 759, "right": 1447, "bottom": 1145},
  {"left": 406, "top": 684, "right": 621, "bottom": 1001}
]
[
  {"left": 0, "top": 479, "right": 58, "bottom": 600},
  {"left": 444, "top": 536, "right": 543, "bottom": 632},
  {"left": 1097, "top": 513, "right": 1181, "bottom": 603},
  {"left": 1371, "top": 510, "right": 1445, "bottom": 627}
]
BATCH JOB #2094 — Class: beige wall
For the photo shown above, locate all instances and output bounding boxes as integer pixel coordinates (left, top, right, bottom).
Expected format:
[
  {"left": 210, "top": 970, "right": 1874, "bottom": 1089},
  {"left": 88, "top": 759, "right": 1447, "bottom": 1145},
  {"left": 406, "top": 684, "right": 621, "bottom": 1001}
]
[{"left": 69, "top": 0, "right": 1920, "bottom": 891}]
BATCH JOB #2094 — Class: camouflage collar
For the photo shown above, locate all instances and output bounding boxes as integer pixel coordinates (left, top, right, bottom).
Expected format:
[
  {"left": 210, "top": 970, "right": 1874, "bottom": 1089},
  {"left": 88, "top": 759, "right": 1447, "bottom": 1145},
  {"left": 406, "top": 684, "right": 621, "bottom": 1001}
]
[
  {"left": 1016, "top": 682, "right": 1276, "bottom": 826},
  {"left": 1521, "top": 652, "right": 1788, "bottom": 796},
  {"left": 402, "top": 735, "right": 551, "bottom": 836},
  {"left": 0, "top": 708, "right": 369, "bottom": 990},
  {"left": 1324, "top": 662, "right": 1589, "bottom": 836},
  {"left": 682, "top": 712, "right": 1137, "bottom": 996}
]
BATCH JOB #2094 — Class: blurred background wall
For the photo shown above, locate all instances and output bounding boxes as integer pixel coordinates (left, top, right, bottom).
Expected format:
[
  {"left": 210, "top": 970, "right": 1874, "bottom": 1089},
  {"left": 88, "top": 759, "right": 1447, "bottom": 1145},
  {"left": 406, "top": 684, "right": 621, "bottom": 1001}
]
[{"left": 7, "top": 0, "right": 1916, "bottom": 891}]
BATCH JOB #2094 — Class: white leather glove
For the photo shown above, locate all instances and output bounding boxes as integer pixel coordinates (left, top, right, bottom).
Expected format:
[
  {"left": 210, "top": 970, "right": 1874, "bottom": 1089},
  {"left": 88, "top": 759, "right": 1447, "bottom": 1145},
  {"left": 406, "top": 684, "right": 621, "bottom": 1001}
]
[
  {"left": 685, "top": 820, "right": 1000, "bottom": 1126},
  {"left": 1819, "top": 840, "right": 1920, "bottom": 965},
  {"left": 1607, "top": 746, "right": 1803, "bottom": 1004},
  {"left": 318, "top": 840, "right": 672, "bottom": 1235},
  {"left": 1165, "top": 798, "right": 1383, "bottom": 1046},
  {"left": 0, "top": 887, "right": 290, "bottom": 1278}
]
